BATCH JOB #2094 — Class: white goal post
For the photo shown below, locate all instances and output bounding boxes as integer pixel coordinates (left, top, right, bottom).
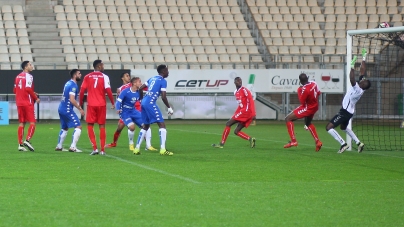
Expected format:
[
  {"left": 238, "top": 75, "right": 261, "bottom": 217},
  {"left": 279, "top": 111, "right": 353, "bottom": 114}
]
[{"left": 345, "top": 26, "right": 404, "bottom": 150}]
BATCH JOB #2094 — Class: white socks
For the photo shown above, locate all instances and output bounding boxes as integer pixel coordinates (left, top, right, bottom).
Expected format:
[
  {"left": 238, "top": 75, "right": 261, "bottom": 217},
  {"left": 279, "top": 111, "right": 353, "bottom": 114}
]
[
  {"left": 71, "top": 128, "right": 81, "bottom": 148},
  {"left": 146, "top": 128, "right": 152, "bottom": 148},
  {"left": 327, "top": 128, "right": 345, "bottom": 145},
  {"left": 128, "top": 129, "right": 134, "bottom": 145},
  {"left": 343, "top": 128, "right": 360, "bottom": 144},
  {"left": 159, "top": 128, "right": 167, "bottom": 149},
  {"left": 57, "top": 129, "right": 68, "bottom": 148},
  {"left": 135, "top": 129, "right": 147, "bottom": 149}
]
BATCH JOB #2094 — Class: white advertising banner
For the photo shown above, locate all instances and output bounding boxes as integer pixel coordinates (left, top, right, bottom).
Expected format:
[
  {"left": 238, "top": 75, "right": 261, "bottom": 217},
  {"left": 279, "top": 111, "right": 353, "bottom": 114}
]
[{"left": 131, "top": 69, "right": 344, "bottom": 94}]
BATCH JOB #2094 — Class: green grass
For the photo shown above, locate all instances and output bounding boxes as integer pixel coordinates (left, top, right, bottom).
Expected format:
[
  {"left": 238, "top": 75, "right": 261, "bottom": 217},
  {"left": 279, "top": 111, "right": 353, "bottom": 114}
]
[{"left": 0, "top": 120, "right": 403, "bottom": 227}]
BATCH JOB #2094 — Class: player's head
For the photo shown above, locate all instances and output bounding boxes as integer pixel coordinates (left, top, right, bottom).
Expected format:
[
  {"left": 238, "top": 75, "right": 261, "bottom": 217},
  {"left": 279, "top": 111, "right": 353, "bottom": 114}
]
[
  {"left": 70, "top": 69, "right": 82, "bottom": 81},
  {"left": 157, "top": 64, "right": 169, "bottom": 78},
  {"left": 121, "top": 72, "right": 130, "bottom": 84},
  {"left": 234, "top": 77, "right": 242, "bottom": 88},
  {"left": 299, "top": 73, "right": 309, "bottom": 85},
  {"left": 21, "top": 61, "right": 34, "bottom": 72},
  {"left": 358, "top": 76, "right": 371, "bottom": 90},
  {"left": 130, "top": 77, "right": 142, "bottom": 89},
  {"left": 93, "top": 59, "right": 104, "bottom": 72}
]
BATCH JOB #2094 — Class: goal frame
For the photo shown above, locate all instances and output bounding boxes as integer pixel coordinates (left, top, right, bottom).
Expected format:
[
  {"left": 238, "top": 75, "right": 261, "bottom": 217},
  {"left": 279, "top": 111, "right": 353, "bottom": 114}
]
[{"left": 346, "top": 26, "right": 404, "bottom": 150}]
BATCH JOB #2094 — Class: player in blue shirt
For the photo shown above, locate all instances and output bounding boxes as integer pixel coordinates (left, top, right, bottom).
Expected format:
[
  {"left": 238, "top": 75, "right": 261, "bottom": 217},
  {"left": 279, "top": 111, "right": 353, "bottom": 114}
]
[
  {"left": 55, "top": 69, "right": 85, "bottom": 152},
  {"left": 115, "top": 77, "right": 153, "bottom": 154},
  {"left": 135, "top": 65, "right": 173, "bottom": 156}
]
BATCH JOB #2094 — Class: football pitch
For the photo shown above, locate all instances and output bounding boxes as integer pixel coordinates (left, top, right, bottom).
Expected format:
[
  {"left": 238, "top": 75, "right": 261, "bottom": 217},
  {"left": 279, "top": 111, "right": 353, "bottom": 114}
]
[{"left": 1, "top": 120, "right": 403, "bottom": 226}]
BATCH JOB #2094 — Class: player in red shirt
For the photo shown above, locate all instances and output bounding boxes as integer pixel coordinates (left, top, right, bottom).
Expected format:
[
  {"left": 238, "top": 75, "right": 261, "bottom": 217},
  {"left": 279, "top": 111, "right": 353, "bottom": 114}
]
[
  {"left": 79, "top": 60, "right": 115, "bottom": 155},
  {"left": 212, "top": 77, "right": 256, "bottom": 148},
  {"left": 14, "top": 61, "right": 40, "bottom": 152},
  {"left": 284, "top": 73, "right": 323, "bottom": 151}
]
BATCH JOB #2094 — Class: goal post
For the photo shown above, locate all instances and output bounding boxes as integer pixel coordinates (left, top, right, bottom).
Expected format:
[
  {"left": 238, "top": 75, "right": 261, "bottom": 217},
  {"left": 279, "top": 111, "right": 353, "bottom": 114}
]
[{"left": 346, "top": 26, "right": 404, "bottom": 151}]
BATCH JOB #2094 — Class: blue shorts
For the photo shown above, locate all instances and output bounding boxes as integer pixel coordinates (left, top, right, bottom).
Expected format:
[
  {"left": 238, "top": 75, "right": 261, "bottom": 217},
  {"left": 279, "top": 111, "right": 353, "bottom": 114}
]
[
  {"left": 141, "top": 103, "right": 164, "bottom": 124},
  {"left": 120, "top": 109, "right": 143, "bottom": 128},
  {"left": 58, "top": 109, "right": 81, "bottom": 129}
]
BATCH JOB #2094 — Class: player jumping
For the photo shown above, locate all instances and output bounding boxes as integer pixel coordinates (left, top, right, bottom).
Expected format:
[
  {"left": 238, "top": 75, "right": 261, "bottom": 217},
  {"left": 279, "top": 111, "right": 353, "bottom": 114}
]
[
  {"left": 55, "top": 69, "right": 85, "bottom": 152},
  {"left": 212, "top": 77, "right": 256, "bottom": 148},
  {"left": 284, "top": 73, "right": 323, "bottom": 152},
  {"left": 326, "top": 48, "right": 371, "bottom": 153}
]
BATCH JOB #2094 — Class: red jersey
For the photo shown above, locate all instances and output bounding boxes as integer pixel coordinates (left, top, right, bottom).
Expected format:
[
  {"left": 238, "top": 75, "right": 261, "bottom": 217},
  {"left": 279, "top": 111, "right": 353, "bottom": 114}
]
[
  {"left": 79, "top": 71, "right": 114, "bottom": 107},
  {"left": 118, "top": 83, "right": 131, "bottom": 93},
  {"left": 14, "top": 72, "right": 37, "bottom": 106},
  {"left": 297, "top": 81, "right": 320, "bottom": 110},
  {"left": 234, "top": 86, "right": 256, "bottom": 116}
]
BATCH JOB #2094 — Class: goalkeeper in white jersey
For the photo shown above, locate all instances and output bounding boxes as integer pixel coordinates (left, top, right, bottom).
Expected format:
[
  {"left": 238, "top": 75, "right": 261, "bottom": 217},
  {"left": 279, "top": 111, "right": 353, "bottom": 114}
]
[{"left": 326, "top": 48, "right": 372, "bottom": 153}]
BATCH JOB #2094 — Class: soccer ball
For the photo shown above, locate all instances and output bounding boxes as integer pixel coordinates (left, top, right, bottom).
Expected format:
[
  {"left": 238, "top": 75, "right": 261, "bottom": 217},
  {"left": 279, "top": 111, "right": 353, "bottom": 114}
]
[{"left": 378, "top": 22, "right": 390, "bottom": 28}]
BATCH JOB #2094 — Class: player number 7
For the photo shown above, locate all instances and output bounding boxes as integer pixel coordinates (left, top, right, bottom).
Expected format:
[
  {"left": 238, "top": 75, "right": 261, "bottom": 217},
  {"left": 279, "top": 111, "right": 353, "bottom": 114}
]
[{"left": 93, "top": 78, "right": 98, "bottom": 88}]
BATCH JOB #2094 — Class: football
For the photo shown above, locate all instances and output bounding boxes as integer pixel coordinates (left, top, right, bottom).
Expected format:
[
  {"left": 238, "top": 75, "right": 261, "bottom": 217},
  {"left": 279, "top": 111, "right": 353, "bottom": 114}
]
[{"left": 378, "top": 22, "right": 390, "bottom": 28}]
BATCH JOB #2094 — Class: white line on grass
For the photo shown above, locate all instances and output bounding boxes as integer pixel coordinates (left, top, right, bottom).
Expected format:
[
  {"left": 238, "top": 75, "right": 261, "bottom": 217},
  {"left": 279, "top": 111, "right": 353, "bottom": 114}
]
[
  {"left": 170, "top": 128, "right": 404, "bottom": 159},
  {"left": 69, "top": 145, "right": 200, "bottom": 184}
]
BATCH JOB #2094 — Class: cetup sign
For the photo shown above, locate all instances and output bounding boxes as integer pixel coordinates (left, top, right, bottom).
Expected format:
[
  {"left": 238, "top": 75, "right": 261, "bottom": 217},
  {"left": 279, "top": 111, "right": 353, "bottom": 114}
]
[{"left": 130, "top": 69, "right": 344, "bottom": 93}]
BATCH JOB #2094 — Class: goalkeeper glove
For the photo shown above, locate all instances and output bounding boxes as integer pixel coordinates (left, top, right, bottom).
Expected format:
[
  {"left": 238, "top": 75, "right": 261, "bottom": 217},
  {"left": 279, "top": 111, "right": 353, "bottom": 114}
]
[
  {"left": 167, "top": 107, "right": 174, "bottom": 115},
  {"left": 361, "top": 48, "right": 367, "bottom": 61},
  {"left": 350, "top": 56, "right": 357, "bottom": 69}
]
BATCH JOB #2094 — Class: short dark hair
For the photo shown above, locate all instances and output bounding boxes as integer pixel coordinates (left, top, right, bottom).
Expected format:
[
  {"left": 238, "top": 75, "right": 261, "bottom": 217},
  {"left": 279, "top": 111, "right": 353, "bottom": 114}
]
[
  {"left": 121, "top": 72, "right": 129, "bottom": 78},
  {"left": 234, "top": 76, "right": 241, "bottom": 81},
  {"left": 363, "top": 80, "right": 371, "bottom": 90},
  {"left": 131, "top": 77, "right": 140, "bottom": 84},
  {"left": 70, "top": 69, "right": 79, "bottom": 78},
  {"left": 93, "top": 59, "right": 102, "bottom": 69},
  {"left": 299, "top": 73, "right": 307, "bottom": 79},
  {"left": 21, "top": 61, "right": 29, "bottom": 70},
  {"left": 157, "top": 64, "right": 167, "bottom": 74}
]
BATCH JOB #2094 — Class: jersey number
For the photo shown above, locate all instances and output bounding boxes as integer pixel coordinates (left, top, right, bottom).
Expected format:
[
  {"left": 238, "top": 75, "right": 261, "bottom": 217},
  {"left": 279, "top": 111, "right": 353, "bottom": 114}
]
[
  {"left": 93, "top": 78, "right": 98, "bottom": 88},
  {"left": 148, "top": 81, "right": 155, "bottom": 90},
  {"left": 18, "top": 79, "right": 22, "bottom": 89}
]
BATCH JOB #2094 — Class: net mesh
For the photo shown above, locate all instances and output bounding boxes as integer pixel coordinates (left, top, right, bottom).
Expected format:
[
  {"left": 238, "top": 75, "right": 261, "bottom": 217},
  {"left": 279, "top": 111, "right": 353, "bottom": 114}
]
[{"left": 352, "top": 28, "right": 404, "bottom": 151}]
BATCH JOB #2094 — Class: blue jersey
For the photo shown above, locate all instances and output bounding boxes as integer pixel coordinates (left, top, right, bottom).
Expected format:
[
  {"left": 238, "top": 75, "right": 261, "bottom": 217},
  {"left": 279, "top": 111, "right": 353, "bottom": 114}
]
[
  {"left": 59, "top": 80, "right": 78, "bottom": 111},
  {"left": 142, "top": 75, "right": 167, "bottom": 105},
  {"left": 115, "top": 87, "right": 141, "bottom": 112}
]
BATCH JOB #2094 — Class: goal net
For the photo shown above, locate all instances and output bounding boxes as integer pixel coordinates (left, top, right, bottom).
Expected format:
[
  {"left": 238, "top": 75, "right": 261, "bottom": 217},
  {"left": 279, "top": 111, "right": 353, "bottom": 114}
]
[{"left": 347, "top": 25, "right": 404, "bottom": 151}]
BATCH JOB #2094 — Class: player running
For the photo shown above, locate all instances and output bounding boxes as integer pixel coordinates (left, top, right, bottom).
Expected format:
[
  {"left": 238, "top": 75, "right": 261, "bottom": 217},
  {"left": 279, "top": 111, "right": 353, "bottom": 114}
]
[
  {"left": 212, "top": 77, "right": 256, "bottom": 148},
  {"left": 284, "top": 73, "right": 323, "bottom": 151},
  {"left": 134, "top": 65, "right": 174, "bottom": 156},
  {"left": 326, "top": 48, "right": 371, "bottom": 153},
  {"left": 14, "top": 61, "right": 40, "bottom": 152},
  {"left": 79, "top": 60, "right": 115, "bottom": 155},
  {"left": 55, "top": 69, "right": 85, "bottom": 152},
  {"left": 115, "top": 77, "right": 155, "bottom": 154}
]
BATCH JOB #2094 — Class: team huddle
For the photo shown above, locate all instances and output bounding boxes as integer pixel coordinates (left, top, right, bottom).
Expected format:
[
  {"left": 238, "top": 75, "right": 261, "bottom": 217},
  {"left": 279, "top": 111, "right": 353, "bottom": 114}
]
[{"left": 14, "top": 49, "right": 371, "bottom": 154}]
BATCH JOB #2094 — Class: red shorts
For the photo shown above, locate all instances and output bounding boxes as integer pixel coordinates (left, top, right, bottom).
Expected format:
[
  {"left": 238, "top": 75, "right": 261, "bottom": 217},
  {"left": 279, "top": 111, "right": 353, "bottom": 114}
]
[
  {"left": 293, "top": 106, "right": 317, "bottom": 119},
  {"left": 86, "top": 106, "right": 106, "bottom": 124},
  {"left": 232, "top": 111, "right": 254, "bottom": 128},
  {"left": 17, "top": 105, "right": 36, "bottom": 123}
]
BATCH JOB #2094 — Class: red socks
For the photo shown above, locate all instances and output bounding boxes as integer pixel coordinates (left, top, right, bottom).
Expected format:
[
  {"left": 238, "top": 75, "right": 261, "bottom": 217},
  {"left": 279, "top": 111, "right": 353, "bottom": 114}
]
[
  {"left": 220, "top": 126, "right": 230, "bottom": 145},
  {"left": 18, "top": 126, "right": 24, "bottom": 144},
  {"left": 87, "top": 125, "right": 97, "bottom": 150},
  {"left": 286, "top": 121, "right": 296, "bottom": 142},
  {"left": 113, "top": 131, "right": 121, "bottom": 144},
  {"left": 307, "top": 124, "right": 320, "bottom": 142},
  {"left": 236, "top": 131, "right": 250, "bottom": 140},
  {"left": 26, "top": 124, "right": 35, "bottom": 141},
  {"left": 100, "top": 128, "right": 106, "bottom": 152}
]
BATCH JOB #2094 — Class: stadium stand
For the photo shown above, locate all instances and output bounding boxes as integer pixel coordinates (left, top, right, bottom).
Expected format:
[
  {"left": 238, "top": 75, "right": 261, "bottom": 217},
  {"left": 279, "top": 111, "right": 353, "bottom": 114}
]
[{"left": 1, "top": 0, "right": 403, "bottom": 69}]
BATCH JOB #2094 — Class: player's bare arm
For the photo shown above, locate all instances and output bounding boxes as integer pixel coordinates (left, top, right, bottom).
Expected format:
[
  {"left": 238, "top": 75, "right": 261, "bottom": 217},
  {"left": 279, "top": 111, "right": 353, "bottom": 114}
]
[
  {"left": 69, "top": 94, "right": 84, "bottom": 116},
  {"left": 161, "top": 91, "right": 170, "bottom": 108}
]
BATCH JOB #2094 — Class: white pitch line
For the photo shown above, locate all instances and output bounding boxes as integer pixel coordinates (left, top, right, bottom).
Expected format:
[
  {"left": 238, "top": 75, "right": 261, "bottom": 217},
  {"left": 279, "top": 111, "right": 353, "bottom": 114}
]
[
  {"left": 69, "top": 145, "right": 200, "bottom": 184},
  {"left": 170, "top": 128, "right": 404, "bottom": 159},
  {"left": 105, "top": 154, "right": 200, "bottom": 184}
]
